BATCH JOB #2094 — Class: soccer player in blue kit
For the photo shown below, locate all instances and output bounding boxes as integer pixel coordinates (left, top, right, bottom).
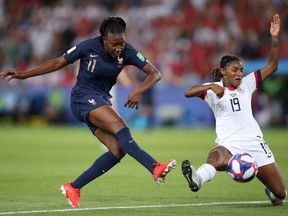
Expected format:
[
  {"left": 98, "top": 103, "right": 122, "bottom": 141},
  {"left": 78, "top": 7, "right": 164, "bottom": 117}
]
[{"left": 1, "top": 17, "right": 176, "bottom": 208}]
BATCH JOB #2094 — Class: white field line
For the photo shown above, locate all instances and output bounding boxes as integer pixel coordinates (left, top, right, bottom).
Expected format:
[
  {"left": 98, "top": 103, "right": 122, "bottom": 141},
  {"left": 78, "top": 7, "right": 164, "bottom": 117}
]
[{"left": 0, "top": 201, "right": 274, "bottom": 215}]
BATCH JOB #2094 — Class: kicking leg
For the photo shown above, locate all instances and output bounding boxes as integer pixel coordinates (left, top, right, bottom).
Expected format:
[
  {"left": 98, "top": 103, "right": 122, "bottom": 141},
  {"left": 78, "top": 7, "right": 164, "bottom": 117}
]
[{"left": 88, "top": 105, "right": 176, "bottom": 183}]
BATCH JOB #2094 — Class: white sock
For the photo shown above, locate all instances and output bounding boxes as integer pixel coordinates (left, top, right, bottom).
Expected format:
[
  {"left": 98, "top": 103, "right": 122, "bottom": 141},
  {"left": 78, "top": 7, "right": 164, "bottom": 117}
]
[{"left": 197, "top": 163, "right": 216, "bottom": 185}]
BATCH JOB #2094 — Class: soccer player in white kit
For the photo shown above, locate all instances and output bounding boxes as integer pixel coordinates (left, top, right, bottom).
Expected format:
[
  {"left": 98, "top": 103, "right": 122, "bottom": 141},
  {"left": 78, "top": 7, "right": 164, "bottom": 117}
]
[{"left": 181, "top": 14, "right": 286, "bottom": 205}]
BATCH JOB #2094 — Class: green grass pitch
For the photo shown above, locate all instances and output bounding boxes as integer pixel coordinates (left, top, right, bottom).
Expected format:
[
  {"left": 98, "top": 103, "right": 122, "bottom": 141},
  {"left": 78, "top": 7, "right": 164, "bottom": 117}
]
[{"left": 0, "top": 125, "right": 287, "bottom": 215}]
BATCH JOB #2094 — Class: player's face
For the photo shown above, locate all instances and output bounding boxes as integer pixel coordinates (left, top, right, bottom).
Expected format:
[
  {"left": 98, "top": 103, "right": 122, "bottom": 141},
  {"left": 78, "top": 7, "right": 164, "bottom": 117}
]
[
  {"left": 221, "top": 60, "right": 243, "bottom": 88},
  {"left": 103, "top": 34, "right": 126, "bottom": 58}
]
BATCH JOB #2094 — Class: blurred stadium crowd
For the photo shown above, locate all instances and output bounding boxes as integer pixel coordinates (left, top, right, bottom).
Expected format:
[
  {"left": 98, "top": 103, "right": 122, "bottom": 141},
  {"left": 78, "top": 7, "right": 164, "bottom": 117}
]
[{"left": 0, "top": 0, "right": 288, "bottom": 128}]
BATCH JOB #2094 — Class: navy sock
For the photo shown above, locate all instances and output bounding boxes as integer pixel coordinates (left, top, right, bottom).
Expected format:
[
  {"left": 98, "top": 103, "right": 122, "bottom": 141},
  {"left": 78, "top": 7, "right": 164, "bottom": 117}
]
[
  {"left": 115, "top": 127, "right": 157, "bottom": 173},
  {"left": 71, "top": 151, "right": 120, "bottom": 189}
]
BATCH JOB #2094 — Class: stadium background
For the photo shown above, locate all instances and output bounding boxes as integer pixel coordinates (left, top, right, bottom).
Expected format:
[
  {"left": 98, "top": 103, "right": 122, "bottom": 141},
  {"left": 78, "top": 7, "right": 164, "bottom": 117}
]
[{"left": 0, "top": 0, "right": 288, "bottom": 129}]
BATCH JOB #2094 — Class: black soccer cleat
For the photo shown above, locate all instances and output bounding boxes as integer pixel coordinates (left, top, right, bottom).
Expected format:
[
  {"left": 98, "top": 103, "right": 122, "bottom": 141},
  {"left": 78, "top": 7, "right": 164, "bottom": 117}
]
[{"left": 182, "top": 159, "right": 201, "bottom": 192}]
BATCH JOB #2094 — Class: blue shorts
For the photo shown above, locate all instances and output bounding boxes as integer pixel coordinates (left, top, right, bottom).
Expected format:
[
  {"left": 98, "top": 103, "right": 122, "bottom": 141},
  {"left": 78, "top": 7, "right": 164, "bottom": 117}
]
[{"left": 70, "top": 92, "right": 112, "bottom": 133}]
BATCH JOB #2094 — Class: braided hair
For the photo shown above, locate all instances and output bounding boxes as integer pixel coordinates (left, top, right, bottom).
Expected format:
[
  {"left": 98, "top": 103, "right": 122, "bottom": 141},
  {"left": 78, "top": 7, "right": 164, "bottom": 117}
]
[
  {"left": 99, "top": 17, "right": 126, "bottom": 38},
  {"left": 212, "top": 55, "right": 241, "bottom": 78}
]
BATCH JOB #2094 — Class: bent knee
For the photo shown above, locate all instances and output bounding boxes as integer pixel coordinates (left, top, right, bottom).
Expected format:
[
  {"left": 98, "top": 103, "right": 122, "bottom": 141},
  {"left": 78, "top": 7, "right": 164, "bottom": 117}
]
[
  {"left": 206, "top": 146, "right": 232, "bottom": 171},
  {"left": 113, "top": 149, "right": 126, "bottom": 160}
]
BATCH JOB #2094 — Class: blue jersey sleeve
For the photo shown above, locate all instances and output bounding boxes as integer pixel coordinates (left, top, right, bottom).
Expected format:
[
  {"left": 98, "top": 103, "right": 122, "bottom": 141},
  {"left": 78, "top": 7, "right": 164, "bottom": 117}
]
[
  {"left": 124, "top": 43, "right": 148, "bottom": 69},
  {"left": 63, "top": 40, "right": 89, "bottom": 64}
]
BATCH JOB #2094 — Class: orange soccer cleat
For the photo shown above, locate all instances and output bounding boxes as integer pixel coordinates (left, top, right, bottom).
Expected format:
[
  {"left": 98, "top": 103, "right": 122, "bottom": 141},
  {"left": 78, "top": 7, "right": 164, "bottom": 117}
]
[
  {"left": 153, "top": 159, "right": 176, "bottom": 184},
  {"left": 60, "top": 182, "right": 81, "bottom": 208}
]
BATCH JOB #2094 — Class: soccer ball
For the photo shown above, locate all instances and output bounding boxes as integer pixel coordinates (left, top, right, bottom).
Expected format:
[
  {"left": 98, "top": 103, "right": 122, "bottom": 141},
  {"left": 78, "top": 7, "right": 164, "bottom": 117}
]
[{"left": 227, "top": 153, "right": 258, "bottom": 183}]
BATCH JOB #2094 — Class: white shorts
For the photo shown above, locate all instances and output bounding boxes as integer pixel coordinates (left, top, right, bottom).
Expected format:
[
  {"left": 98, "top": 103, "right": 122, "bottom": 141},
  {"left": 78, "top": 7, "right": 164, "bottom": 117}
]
[{"left": 218, "top": 139, "right": 275, "bottom": 167}]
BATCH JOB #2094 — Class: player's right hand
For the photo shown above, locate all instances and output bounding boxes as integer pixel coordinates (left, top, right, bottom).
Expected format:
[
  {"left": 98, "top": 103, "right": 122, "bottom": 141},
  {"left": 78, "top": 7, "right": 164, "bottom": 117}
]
[{"left": 0, "top": 70, "right": 26, "bottom": 82}]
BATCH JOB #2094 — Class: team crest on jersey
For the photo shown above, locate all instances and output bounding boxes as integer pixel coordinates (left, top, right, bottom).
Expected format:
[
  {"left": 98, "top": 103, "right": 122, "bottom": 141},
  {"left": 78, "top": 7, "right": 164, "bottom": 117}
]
[
  {"left": 234, "top": 86, "right": 244, "bottom": 93},
  {"left": 117, "top": 56, "right": 123, "bottom": 65},
  {"left": 230, "top": 93, "right": 237, "bottom": 97}
]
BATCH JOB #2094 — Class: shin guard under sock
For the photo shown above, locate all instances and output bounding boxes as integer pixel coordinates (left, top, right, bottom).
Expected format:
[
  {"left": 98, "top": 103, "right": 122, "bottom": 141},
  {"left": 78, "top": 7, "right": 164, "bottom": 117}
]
[
  {"left": 71, "top": 151, "right": 120, "bottom": 189},
  {"left": 115, "top": 127, "right": 157, "bottom": 173}
]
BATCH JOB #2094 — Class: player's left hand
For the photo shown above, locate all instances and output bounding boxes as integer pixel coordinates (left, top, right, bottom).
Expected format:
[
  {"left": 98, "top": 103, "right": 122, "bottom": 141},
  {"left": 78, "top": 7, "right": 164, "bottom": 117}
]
[
  {"left": 270, "top": 14, "right": 280, "bottom": 37},
  {"left": 125, "top": 90, "right": 141, "bottom": 109}
]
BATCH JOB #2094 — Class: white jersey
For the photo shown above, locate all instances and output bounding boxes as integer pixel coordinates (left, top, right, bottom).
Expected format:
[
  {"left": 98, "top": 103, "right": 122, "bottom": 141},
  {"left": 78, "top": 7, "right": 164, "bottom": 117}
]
[{"left": 202, "top": 71, "right": 263, "bottom": 145}]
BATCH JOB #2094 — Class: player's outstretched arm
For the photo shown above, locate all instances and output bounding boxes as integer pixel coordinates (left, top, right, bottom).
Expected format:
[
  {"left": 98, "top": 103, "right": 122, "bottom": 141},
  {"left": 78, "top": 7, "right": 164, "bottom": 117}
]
[
  {"left": 260, "top": 14, "right": 280, "bottom": 81},
  {"left": 0, "top": 56, "right": 68, "bottom": 82}
]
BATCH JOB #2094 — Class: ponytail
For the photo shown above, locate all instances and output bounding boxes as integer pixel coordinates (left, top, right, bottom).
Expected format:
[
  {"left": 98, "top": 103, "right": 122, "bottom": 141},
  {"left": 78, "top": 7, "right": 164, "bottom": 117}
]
[{"left": 212, "top": 68, "right": 223, "bottom": 78}]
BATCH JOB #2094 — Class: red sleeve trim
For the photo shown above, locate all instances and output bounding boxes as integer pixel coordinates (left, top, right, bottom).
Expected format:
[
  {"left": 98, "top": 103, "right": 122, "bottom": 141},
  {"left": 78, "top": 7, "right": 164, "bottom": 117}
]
[
  {"left": 254, "top": 70, "right": 262, "bottom": 89},
  {"left": 200, "top": 90, "right": 207, "bottom": 100}
]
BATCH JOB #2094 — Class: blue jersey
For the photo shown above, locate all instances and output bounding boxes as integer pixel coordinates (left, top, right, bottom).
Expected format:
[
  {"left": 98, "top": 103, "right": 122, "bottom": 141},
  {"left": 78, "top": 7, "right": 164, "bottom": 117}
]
[{"left": 64, "top": 36, "right": 148, "bottom": 99}]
